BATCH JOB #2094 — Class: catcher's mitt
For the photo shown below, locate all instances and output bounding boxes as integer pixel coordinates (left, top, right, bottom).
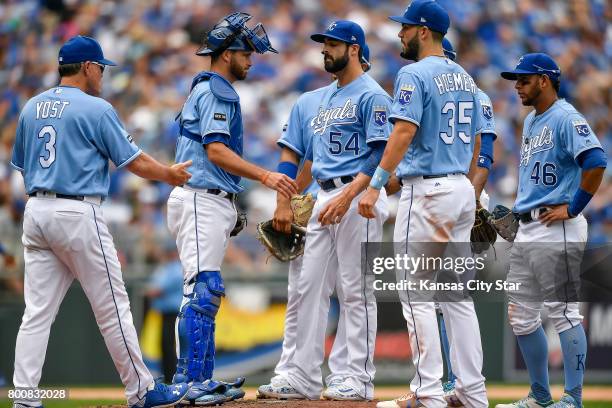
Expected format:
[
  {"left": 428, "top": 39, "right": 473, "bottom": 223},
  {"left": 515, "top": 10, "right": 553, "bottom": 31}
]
[
  {"left": 290, "top": 193, "right": 315, "bottom": 227},
  {"left": 488, "top": 204, "right": 519, "bottom": 242},
  {"left": 256, "top": 220, "right": 306, "bottom": 262},
  {"left": 230, "top": 212, "right": 247, "bottom": 237},
  {"left": 470, "top": 207, "right": 497, "bottom": 253}
]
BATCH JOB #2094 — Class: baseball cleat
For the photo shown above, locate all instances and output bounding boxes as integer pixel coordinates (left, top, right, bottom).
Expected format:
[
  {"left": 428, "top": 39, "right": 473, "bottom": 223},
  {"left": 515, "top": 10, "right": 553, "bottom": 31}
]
[
  {"left": 183, "top": 380, "right": 227, "bottom": 402},
  {"left": 548, "top": 394, "right": 579, "bottom": 408},
  {"left": 13, "top": 404, "right": 44, "bottom": 408},
  {"left": 322, "top": 381, "right": 367, "bottom": 401},
  {"left": 494, "top": 392, "right": 554, "bottom": 408},
  {"left": 443, "top": 380, "right": 464, "bottom": 407},
  {"left": 219, "top": 377, "right": 246, "bottom": 402},
  {"left": 377, "top": 393, "right": 424, "bottom": 408},
  {"left": 256, "top": 376, "right": 306, "bottom": 400},
  {"left": 132, "top": 381, "right": 189, "bottom": 408}
]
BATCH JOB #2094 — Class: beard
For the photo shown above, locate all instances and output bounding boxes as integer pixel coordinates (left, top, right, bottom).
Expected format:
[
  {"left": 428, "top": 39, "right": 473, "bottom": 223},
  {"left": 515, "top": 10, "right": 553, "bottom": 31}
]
[
  {"left": 521, "top": 87, "right": 542, "bottom": 106},
  {"left": 230, "top": 57, "right": 248, "bottom": 80},
  {"left": 400, "top": 34, "right": 420, "bottom": 61},
  {"left": 324, "top": 48, "right": 349, "bottom": 73}
]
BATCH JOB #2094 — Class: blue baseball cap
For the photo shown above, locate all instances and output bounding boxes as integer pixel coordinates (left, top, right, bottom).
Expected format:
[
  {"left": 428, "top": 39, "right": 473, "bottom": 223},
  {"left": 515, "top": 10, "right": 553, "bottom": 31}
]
[
  {"left": 311, "top": 20, "right": 366, "bottom": 51},
  {"left": 389, "top": 0, "right": 450, "bottom": 35},
  {"left": 361, "top": 43, "right": 371, "bottom": 71},
  {"left": 58, "top": 35, "right": 116, "bottom": 66},
  {"left": 442, "top": 38, "right": 456, "bottom": 61},
  {"left": 500, "top": 53, "right": 561, "bottom": 81}
]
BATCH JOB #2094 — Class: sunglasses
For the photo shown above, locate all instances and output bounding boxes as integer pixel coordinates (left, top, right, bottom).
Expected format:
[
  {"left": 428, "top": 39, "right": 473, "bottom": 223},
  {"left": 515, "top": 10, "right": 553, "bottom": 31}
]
[{"left": 89, "top": 61, "right": 105, "bottom": 73}]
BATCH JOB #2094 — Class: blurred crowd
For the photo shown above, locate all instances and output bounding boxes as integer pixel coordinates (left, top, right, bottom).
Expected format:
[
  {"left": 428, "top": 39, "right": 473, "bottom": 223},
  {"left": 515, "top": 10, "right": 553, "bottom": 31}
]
[{"left": 0, "top": 0, "right": 610, "bottom": 284}]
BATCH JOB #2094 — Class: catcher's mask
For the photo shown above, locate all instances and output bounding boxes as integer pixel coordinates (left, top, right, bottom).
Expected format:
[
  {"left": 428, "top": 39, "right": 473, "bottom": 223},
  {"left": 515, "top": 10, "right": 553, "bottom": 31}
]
[{"left": 196, "top": 12, "right": 278, "bottom": 56}]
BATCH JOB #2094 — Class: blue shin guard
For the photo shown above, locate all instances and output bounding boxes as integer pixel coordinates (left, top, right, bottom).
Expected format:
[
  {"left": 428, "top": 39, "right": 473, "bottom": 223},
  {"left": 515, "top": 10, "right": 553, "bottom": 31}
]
[{"left": 173, "top": 271, "right": 225, "bottom": 384}]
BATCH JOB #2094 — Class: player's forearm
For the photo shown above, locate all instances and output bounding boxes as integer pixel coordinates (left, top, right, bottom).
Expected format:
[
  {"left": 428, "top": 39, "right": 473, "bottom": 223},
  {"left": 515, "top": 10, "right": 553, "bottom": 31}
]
[
  {"left": 126, "top": 152, "right": 172, "bottom": 183},
  {"left": 379, "top": 121, "right": 417, "bottom": 172},
  {"left": 206, "top": 142, "right": 267, "bottom": 181},
  {"left": 470, "top": 167, "right": 489, "bottom": 201},
  {"left": 344, "top": 173, "right": 372, "bottom": 200},
  {"left": 580, "top": 167, "right": 605, "bottom": 194},
  {"left": 296, "top": 160, "right": 313, "bottom": 193}
]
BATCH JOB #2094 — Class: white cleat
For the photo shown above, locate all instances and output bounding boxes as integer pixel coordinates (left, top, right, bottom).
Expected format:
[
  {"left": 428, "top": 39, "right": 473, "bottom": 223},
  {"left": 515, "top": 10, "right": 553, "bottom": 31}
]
[
  {"left": 322, "top": 381, "right": 367, "bottom": 401},
  {"left": 256, "top": 376, "right": 306, "bottom": 400}
]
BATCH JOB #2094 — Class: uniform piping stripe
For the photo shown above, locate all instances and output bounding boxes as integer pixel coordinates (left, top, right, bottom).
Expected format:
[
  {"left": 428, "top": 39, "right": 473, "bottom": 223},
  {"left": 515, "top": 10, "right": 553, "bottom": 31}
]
[
  {"left": 363, "top": 218, "right": 372, "bottom": 395},
  {"left": 194, "top": 192, "right": 200, "bottom": 273},
  {"left": 91, "top": 205, "right": 143, "bottom": 400},
  {"left": 404, "top": 184, "right": 423, "bottom": 397},
  {"left": 561, "top": 221, "right": 574, "bottom": 328}
]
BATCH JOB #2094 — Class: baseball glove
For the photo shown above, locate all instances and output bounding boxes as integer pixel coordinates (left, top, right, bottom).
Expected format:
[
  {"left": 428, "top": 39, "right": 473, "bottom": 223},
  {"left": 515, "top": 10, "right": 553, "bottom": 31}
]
[
  {"left": 256, "top": 220, "right": 306, "bottom": 262},
  {"left": 488, "top": 204, "right": 519, "bottom": 242},
  {"left": 230, "top": 212, "right": 247, "bottom": 237},
  {"left": 470, "top": 207, "right": 497, "bottom": 253},
  {"left": 290, "top": 193, "right": 315, "bottom": 227}
]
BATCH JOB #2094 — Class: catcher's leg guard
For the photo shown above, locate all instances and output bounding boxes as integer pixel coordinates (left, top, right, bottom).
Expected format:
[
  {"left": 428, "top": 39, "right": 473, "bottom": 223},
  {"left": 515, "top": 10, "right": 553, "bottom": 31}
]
[{"left": 173, "top": 271, "right": 225, "bottom": 383}]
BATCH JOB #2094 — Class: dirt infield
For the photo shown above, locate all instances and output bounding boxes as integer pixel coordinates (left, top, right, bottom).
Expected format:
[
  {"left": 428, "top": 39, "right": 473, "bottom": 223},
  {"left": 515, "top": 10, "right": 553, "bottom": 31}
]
[{"left": 69, "top": 385, "right": 612, "bottom": 406}]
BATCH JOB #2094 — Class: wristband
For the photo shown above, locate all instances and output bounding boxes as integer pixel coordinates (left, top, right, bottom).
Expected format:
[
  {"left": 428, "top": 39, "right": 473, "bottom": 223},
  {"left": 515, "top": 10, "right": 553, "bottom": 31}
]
[
  {"left": 277, "top": 161, "right": 298, "bottom": 179},
  {"left": 568, "top": 188, "right": 593, "bottom": 217},
  {"left": 370, "top": 166, "right": 391, "bottom": 190},
  {"left": 477, "top": 155, "right": 492, "bottom": 170}
]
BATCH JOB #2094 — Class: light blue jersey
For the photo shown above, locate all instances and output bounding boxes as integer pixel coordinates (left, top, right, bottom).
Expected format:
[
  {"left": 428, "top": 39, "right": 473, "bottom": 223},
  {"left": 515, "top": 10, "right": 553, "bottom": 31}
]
[
  {"left": 307, "top": 74, "right": 392, "bottom": 180},
  {"left": 11, "top": 86, "right": 141, "bottom": 197},
  {"left": 390, "top": 56, "right": 483, "bottom": 177},
  {"left": 175, "top": 73, "right": 243, "bottom": 193},
  {"left": 514, "top": 99, "right": 602, "bottom": 213},
  {"left": 476, "top": 88, "right": 496, "bottom": 138},
  {"left": 277, "top": 87, "right": 333, "bottom": 196}
]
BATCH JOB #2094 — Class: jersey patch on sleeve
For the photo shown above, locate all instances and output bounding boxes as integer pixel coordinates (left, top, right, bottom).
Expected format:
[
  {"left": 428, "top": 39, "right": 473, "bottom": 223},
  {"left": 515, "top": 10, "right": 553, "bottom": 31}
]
[
  {"left": 282, "top": 123, "right": 288, "bottom": 132},
  {"left": 213, "top": 113, "right": 227, "bottom": 121},
  {"left": 398, "top": 84, "right": 415, "bottom": 105},
  {"left": 374, "top": 106, "right": 387, "bottom": 125},
  {"left": 126, "top": 134, "right": 134, "bottom": 143},
  {"left": 572, "top": 119, "right": 590, "bottom": 136},
  {"left": 481, "top": 102, "right": 493, "bottom": 120}
]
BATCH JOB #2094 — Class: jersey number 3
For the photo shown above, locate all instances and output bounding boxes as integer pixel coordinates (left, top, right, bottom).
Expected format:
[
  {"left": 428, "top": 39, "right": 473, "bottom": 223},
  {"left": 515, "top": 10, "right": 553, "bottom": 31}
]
[
  {"left": 38, "top": 125, "right": 57, "bottom": 168},
  {"left": 440, "top": 101, "right": 472, "bottom": 145}
]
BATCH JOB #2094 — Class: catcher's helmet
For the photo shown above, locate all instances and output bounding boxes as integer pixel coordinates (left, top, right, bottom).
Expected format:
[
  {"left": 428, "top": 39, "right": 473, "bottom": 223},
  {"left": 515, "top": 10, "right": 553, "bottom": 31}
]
[{"left": 197, "top": 12, "right": 278, "bottom": 56}]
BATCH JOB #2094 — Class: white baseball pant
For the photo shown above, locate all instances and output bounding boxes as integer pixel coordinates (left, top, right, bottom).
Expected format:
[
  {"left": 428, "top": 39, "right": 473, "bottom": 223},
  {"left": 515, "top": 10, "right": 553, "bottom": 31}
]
[
  {"left": 14, "top": 197, "right": 153, "bottom": 407},
  {"left": 274, "top": 248, "right": 348, "bottom": 387},
  {"left": 507, "top": 215, "right": 587, "bottom": 336},
  {"left": 286, "top": 184, "right": 388, "bottom": 400},
  {"left": 166, "top": 186, "right": 237, "bottom": 282},
  {"left": 394, "top": 174, "right": 488, "bottom": 408}
]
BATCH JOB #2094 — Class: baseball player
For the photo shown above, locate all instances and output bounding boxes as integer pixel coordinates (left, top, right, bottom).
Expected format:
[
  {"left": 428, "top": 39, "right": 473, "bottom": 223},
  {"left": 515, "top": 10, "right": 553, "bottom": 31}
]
[
  {"left": 10, "top": 35, "right": 191, "bottom": 408},
  {"left": 258, "top": 45, "right": 374, "bottom": 399},
  {"left": 359, "top": 1, "right": 488, "bottom": 407},
  {"left": 166, "top": 12, "right": 297, "bottom": 406},
  {"left": 497, "top": 53, "right": 606, "bottom": 408},
  {"left": 439, "top": 37, "right": 498, "bottom": 406},
  {"left": 257, "top": 20, "right": 391, "bottom": 401}
]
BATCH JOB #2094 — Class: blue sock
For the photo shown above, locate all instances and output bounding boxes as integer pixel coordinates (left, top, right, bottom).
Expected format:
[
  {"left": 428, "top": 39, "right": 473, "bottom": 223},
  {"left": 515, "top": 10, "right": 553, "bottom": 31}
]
[
  {"left": 516, "top": 326, "right": 552, "bottom": 403},
  {"left": 439, "top": 313, "right": 455, "bottom": 383},
  {"left": 559, "top": 324, "right": 586, "bottom": 406}
]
